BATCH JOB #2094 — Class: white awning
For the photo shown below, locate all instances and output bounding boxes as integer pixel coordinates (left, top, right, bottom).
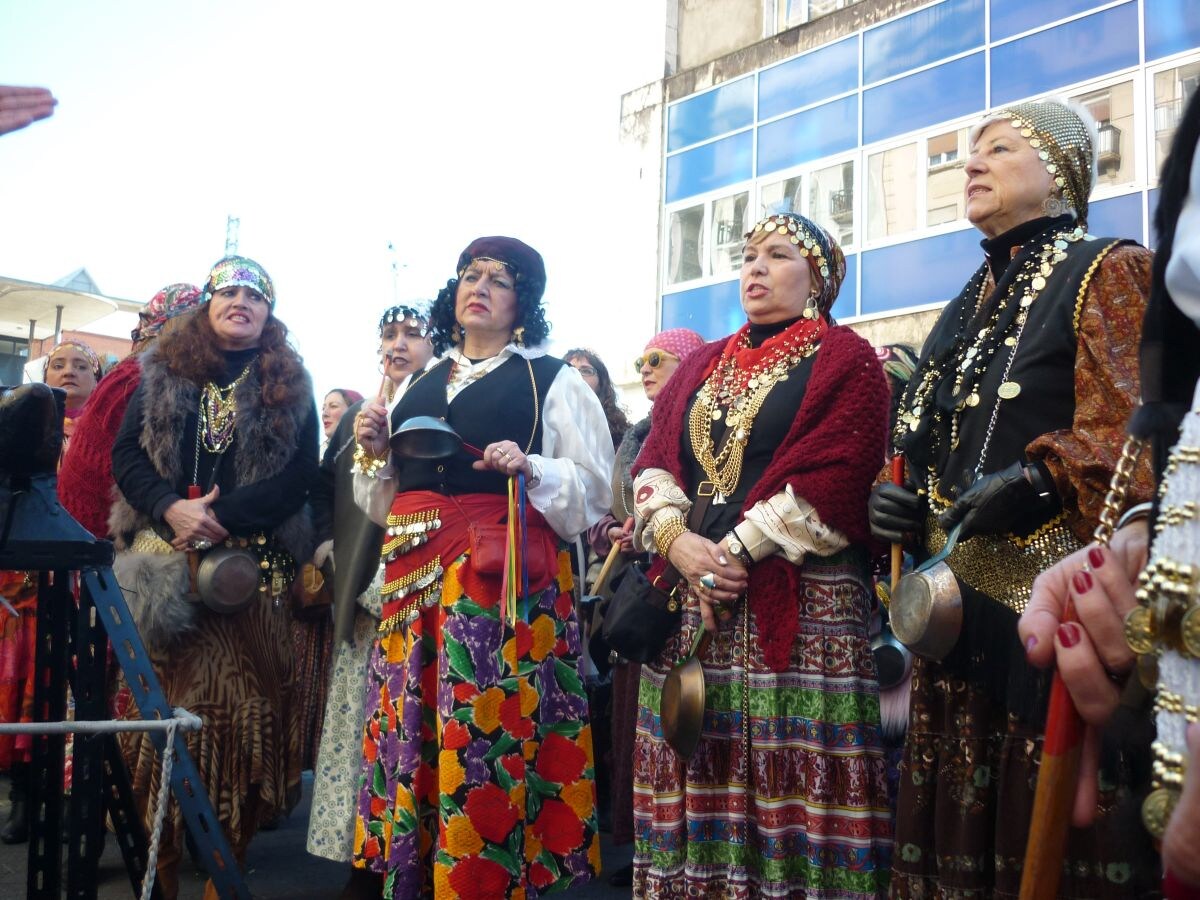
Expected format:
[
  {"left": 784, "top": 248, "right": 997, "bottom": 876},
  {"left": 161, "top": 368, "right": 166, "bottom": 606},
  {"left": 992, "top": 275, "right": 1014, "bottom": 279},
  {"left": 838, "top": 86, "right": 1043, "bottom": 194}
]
[{"left": 0, "top": 275, "right": 123, "bottom": 341}]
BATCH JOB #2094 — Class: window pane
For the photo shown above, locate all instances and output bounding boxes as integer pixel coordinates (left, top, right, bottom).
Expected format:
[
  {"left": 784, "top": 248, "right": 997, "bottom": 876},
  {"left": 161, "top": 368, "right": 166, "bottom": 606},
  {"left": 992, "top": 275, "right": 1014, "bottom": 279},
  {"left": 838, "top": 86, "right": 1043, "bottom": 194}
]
[
  {"left": 665, "top": 131, "right": 753, "bottom": 203},
  {"left": 926, "top": 127, "right": 969, "bottom": 226},
  {"left": 864, "top": 53, "right": 985, "bottom": 144},
  {"left": 1149, "top": 188, "right": 1162, "bottom": 249},
  {"left": 667, "top": 77, "right": 755, "bottom": 152},
  {"left": 1086, "top": 192, "right": 1143, "bottom": 242},
  {"left": 1154, "top": 62, "right": 1200, "bottom": 175},
  {"left": 666, "top": 204, "right": 704, "bottom": 285},
  {"left": 809, "top": 160, "right": 855, "bottom": 247},
  {"left": 990, "top": 4, "right": 1139, "bottom": 107},
  {"left": 710, "top": 192, "right": 751, "bottom": 276},
  {"left": 867, "top": 144, "right": 919, "bottom": 240},
  {"left": 861, "top": 228, "right": 982, "bottom": 315},
  {"left": 757, "top": 95, "right": 858, "bottom": 176},
  {"left": 1146, "top": 0, "right": 1200, "bottom": 62},
  {"left": 830, "top": 253, "right": 858, "bottom": 321},
  {"left": 1071, "top": 81, "right": 1135, "bottom": 188},
  {"left": 991, "top": 0, "right": 1102, "bottom": 42},
  {"left": 662, "top": 280, "right": 744, "bottom": 340},
  {"left": 760, "top": 175, "right": 804, "bottom": 217},
  {"left": 863, "top": 0, "right": 984, "bottom": 85},
  {"left": 759, "top": 36, "right": 857, "bottom": 120}
]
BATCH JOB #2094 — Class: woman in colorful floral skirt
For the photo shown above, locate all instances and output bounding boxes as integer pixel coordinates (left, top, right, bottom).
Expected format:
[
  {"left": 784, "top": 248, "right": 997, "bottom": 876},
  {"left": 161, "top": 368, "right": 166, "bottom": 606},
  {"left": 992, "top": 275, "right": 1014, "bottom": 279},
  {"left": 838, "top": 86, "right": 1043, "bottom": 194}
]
[{"left": 351, "top": 236, "right": 614, "bottom": 897}]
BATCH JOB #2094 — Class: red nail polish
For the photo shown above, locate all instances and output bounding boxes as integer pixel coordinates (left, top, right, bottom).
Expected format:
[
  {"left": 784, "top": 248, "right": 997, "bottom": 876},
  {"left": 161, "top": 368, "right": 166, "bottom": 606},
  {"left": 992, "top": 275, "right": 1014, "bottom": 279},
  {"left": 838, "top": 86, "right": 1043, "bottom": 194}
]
[
  {"left": 1058, "top": 622, "right": 1081, "bottom": 648},
  {"left": 1073, "top": 569, "right": 1093, "bottom": 594},
  {"left": 1088, "top": 547, "right": 1104, "bottom": 569}
]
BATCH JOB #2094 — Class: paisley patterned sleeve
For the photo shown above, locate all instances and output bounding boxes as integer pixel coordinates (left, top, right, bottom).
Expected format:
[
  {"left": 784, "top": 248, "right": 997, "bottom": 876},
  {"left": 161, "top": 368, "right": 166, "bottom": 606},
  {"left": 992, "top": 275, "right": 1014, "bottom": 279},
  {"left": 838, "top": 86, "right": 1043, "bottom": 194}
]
[{"left": 1026, "top": 244, "right": 1155, "bottom": 541}]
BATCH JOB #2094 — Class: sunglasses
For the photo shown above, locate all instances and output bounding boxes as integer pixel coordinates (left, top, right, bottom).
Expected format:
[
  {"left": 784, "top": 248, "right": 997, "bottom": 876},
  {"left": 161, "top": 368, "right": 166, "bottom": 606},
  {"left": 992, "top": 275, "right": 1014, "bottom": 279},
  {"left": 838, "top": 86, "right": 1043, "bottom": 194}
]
[{"left": 635, "top": 350, "right": 679, "bottom": 371}]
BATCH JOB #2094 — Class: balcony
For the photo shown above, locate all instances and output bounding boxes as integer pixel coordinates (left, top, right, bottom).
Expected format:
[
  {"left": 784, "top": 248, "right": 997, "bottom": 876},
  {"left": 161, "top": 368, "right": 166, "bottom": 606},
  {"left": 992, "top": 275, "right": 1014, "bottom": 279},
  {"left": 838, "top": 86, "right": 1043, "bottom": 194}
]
[
  {"left": 1096, "top": 122, "right": 1121, "bottom": 173},
  {"left": 1155, "top": 97, "right": 1184, "bottom": 134},
  {"left": 829, "top": 189, "right": 853, "bottom": 227}
]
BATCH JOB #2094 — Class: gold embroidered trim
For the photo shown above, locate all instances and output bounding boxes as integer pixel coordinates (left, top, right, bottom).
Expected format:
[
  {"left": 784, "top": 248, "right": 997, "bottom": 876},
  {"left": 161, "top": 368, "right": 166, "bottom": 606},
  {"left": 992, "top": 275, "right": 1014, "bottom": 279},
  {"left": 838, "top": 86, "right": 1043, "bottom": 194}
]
[
  {"left": 381, "top": 509, "right": 442, "bottom": 559},
  {"left": 378, "top": 583, "right": 441, "bottom": 633},
  {"left": 381, "top": 558, "right": 443, "bottom": 601},
  {"left": 1072, "top": 240, "right": 1121, "bottom": 336},
  {"left": 923, "top": 510, "right": 1083, "bottom": 615}
]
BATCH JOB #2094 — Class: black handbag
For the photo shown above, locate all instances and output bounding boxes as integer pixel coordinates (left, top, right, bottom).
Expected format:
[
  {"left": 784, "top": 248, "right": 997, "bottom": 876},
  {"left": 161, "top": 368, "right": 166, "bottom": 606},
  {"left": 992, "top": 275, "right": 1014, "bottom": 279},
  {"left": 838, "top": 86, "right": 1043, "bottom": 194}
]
[
  {"left": 600, "top": 427, "right": 730, "bottom": 663},
  {"left": 601, "top": 560, "right": 684, "bottom": 663}
]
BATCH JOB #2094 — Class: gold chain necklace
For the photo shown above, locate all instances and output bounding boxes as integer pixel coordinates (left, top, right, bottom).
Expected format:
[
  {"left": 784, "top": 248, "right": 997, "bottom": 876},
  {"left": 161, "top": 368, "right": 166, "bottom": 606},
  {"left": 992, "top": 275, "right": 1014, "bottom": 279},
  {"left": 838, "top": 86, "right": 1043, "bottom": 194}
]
[
  {"left": 689, "top": 327, "right": 822, "bottom": 497},
  {"left": 199, "top": 364, "right": 254, "bottom": 454}
]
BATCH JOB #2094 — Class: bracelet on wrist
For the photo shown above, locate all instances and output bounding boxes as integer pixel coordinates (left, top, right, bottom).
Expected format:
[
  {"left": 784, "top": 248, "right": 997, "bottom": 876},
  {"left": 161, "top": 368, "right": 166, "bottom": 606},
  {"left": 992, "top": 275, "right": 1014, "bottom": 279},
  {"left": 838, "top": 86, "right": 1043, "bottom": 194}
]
[
  {"left": 653, "top": 515, "right": 689, "bottom": 558},
  {"left": 352, "top": 442, "right": 388, "bottom": 478},
  {"left": 1115, "top": 501, "right": 1153, "bottom": 532}
]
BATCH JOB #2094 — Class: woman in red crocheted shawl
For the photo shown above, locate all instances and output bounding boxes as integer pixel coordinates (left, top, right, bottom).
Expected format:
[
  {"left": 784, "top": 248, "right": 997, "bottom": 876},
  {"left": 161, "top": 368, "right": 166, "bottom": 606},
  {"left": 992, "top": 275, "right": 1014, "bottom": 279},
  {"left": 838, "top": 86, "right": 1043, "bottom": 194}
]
[{"left": 629, "top": 211, "right": 892, "bottom": 898}]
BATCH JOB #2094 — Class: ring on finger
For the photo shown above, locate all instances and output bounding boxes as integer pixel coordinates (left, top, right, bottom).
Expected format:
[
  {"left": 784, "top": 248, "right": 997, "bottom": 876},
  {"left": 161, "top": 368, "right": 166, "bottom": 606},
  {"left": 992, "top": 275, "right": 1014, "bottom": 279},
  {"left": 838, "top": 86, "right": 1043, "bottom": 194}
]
[{"left": 699, "top": 572, "right": 717, "bottom": 590}]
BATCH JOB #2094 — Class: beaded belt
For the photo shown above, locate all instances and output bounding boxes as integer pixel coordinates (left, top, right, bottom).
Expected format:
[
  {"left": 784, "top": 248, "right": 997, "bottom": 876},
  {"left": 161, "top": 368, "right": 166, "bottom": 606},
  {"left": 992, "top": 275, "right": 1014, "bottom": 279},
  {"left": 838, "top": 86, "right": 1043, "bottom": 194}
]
[{"left": 922, "top": 510, "right": 1083, "bottom": 615}]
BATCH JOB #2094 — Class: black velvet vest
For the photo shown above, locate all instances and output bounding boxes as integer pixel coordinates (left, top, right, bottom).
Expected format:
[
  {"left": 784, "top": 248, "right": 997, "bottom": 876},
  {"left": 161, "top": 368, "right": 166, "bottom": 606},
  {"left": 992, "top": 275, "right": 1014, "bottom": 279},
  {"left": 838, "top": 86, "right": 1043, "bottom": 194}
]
[
  {"left": 902, "top": 228, "right": 1131, "bottom": 535},
  {"left": 389, "top": 354, "right": 563, "bottom": 496}
]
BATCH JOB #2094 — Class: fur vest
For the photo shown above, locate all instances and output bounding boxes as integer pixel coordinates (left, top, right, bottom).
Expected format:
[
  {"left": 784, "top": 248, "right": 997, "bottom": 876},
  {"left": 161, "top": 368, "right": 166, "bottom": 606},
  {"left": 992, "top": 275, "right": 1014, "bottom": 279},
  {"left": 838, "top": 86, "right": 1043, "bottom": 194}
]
[{"left": 110, "top": 346, "right": 313, "bottom": 648}]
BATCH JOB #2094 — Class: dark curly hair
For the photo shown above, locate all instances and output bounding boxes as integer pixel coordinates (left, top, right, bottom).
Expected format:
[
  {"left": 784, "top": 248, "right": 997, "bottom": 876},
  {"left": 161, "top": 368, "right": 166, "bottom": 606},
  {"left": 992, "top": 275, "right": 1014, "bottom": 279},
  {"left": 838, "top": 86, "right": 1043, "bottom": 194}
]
[
  {"left": 155, "top": 304, "right": 309, "bottom": 409},
  {"left": 426, "top": 273, "right": 551, "bottom": 355},
  {"left": 564, "top": 348, "right": 629, "bottom": 448}
]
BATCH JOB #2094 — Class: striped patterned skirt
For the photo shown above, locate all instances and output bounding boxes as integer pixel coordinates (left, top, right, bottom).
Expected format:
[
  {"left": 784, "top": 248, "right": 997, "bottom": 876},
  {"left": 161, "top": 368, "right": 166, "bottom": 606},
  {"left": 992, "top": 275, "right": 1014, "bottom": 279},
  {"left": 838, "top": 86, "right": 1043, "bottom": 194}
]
[{"left": 632, "top": 552, "right": 892, "bottom": 899}]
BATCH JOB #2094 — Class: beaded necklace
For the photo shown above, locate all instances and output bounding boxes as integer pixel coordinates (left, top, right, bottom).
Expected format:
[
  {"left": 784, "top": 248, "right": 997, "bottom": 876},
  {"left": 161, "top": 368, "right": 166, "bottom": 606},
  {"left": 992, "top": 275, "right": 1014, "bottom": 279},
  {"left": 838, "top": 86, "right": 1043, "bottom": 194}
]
[
  {"left": 689, "top": 317, "right": 824, "bottom": 498},
  {"left": 198, "top": 364, "right": 254, "bottom": 455},
  {"left": 895, "top": 223, "right": 1085, "bottom": 497}
]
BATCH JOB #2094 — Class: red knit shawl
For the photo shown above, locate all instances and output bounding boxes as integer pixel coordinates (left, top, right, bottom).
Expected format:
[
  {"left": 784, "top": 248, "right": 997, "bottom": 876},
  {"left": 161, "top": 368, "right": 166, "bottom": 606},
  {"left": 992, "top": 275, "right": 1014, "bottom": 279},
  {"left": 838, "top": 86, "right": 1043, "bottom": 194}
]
[
  {"left": 58, "top": 356, "right": 142, "bottom": 537},
  {"left": 633, "top": 325, "right": 889, "bottom": 671}
]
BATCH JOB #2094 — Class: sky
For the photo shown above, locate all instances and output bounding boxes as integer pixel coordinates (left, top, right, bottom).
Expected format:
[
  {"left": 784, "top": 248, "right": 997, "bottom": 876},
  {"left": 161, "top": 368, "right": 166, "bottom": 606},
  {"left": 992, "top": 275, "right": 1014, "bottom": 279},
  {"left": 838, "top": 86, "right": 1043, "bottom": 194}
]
[{"left": 0, "top": 0, "right": 666, "bottom": 407}]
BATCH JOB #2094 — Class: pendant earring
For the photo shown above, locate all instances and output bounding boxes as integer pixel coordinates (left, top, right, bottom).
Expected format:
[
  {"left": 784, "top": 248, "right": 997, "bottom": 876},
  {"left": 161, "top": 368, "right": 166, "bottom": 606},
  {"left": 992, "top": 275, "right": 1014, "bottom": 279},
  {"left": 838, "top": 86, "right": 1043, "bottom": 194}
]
[
  {"left": 803, "top": 291, "right": 820, "bottom": 320},
  {"left": 451, "top": 324, "right": 463, "bottom": 344},
  {"left": 1043, "top": 194, "right": 1066, "bottom": 217},
  {"left": 512, "top": 326, "right": 526, "bottom": 348}
]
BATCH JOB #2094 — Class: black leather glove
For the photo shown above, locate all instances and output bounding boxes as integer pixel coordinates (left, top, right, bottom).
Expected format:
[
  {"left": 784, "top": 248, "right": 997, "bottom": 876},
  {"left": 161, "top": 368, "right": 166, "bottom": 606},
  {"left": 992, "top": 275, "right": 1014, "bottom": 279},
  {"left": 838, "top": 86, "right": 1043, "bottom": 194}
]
[
  {"left": 938, "top": 461, "right": 1057, "bottom": 539},
  {"left": 868, "top": 482, "right": 924, "bottom": 545}
]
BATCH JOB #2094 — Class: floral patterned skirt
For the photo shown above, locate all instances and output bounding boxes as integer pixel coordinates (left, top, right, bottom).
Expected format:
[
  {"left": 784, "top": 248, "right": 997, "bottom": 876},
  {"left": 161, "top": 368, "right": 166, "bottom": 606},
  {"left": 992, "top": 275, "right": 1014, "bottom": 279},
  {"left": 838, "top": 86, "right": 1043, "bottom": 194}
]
[{"left": 352, "top": 549, "right": 599, "bottom": 899}]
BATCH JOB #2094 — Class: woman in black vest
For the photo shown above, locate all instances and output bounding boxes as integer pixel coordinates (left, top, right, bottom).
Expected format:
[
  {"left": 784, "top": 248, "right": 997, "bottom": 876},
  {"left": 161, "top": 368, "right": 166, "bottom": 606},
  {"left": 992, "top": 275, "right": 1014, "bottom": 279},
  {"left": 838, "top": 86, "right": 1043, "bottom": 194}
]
[
  {"left": 350, "top": 237, "right": 613, "bottom": 898},
  {"left": 109, "top": 256, "right": 318, "bottom": 899},
  {"left": 871, "top": 98, "right": 1159, "bottom": 897}
]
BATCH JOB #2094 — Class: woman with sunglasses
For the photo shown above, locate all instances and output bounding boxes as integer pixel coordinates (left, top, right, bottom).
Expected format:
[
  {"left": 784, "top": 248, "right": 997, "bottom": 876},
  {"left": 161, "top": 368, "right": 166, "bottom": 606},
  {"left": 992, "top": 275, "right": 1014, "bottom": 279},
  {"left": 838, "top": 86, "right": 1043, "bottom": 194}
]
[
  {"left": 591, "top": 328, "right": 703, "bottom": 887},
  {"left": 629, "top": 214, "right": 892, "bottom": 897}
]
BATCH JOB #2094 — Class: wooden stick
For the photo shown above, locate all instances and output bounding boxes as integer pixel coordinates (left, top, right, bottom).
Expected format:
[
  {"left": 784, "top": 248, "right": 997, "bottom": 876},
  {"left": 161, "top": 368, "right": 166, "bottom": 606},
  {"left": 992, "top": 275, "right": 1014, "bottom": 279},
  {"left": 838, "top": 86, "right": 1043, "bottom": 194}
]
[
  {"left": 890, "top": 454, "right": 905, "bottom": 593},
  {"left": 592, "top": 543, "right": 623, "bottom": 597},
  {"left": 1019, "top": 600, "right": 1084, "bottom": 900}
]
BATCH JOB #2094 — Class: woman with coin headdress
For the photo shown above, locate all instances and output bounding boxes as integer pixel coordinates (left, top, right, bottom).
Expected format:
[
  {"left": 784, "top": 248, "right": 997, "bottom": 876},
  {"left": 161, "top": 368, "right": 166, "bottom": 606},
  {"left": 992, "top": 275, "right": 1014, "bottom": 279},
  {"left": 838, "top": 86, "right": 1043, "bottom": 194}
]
[
  {"left": 629, "top": 212, "right": 892, "bottom": 897},
  {"left": 109, "top": 255, "right": 317, "bottom": 899},
  {"left": 869, "top": 98, "right": 1159, "bottom": 896}
]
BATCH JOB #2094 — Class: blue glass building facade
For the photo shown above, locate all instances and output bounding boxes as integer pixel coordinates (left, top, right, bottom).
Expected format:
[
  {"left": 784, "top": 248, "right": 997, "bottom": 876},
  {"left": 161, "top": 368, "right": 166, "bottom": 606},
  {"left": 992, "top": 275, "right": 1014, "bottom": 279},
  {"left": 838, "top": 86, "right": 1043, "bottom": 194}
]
[{"left": 659, "top": 0, "right": 1200, "bottom": 336}]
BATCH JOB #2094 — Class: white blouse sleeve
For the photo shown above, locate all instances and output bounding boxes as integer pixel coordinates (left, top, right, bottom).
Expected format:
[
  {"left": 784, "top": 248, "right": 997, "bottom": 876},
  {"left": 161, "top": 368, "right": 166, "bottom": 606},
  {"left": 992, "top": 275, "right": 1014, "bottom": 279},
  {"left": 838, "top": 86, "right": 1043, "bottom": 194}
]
[
  {"left": 352, "top": 462, "right": 399, "bottom": 527},
  {"left": 736, "top": 484, "right": 848, "bottom": 565},
  {"left": 525, "top": 365, "right": 614, "bottom": 540}
]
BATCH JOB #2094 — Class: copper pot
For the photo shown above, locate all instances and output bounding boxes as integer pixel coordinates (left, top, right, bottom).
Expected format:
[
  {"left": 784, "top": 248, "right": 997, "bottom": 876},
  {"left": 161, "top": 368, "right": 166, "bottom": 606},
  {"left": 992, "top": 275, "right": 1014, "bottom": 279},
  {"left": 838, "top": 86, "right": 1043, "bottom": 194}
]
[
  {"left": 195, "top": 546, "right": 260, "bottom": 614},
  {"left": 890, "top": 522, "right": 964, "bottom": 662},
  {"left": 660, "top": 629, "right": 711, "bottom": 760}
]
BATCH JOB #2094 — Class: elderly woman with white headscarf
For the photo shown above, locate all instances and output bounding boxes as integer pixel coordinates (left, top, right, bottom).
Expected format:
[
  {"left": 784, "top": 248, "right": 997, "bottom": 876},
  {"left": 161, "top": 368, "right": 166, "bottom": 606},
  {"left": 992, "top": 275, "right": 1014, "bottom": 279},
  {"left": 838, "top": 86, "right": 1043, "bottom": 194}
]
[{"left": 870, "top": 99, "right": 1158, "bottom": 897}]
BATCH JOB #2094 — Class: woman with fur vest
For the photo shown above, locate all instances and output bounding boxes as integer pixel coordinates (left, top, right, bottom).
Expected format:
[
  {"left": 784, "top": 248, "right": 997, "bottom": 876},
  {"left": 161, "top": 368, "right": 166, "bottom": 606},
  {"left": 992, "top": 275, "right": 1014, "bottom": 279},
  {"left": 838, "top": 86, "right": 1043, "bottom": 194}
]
[{"left": 109, "top": 256, "right": 318, "bottom": 899}]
